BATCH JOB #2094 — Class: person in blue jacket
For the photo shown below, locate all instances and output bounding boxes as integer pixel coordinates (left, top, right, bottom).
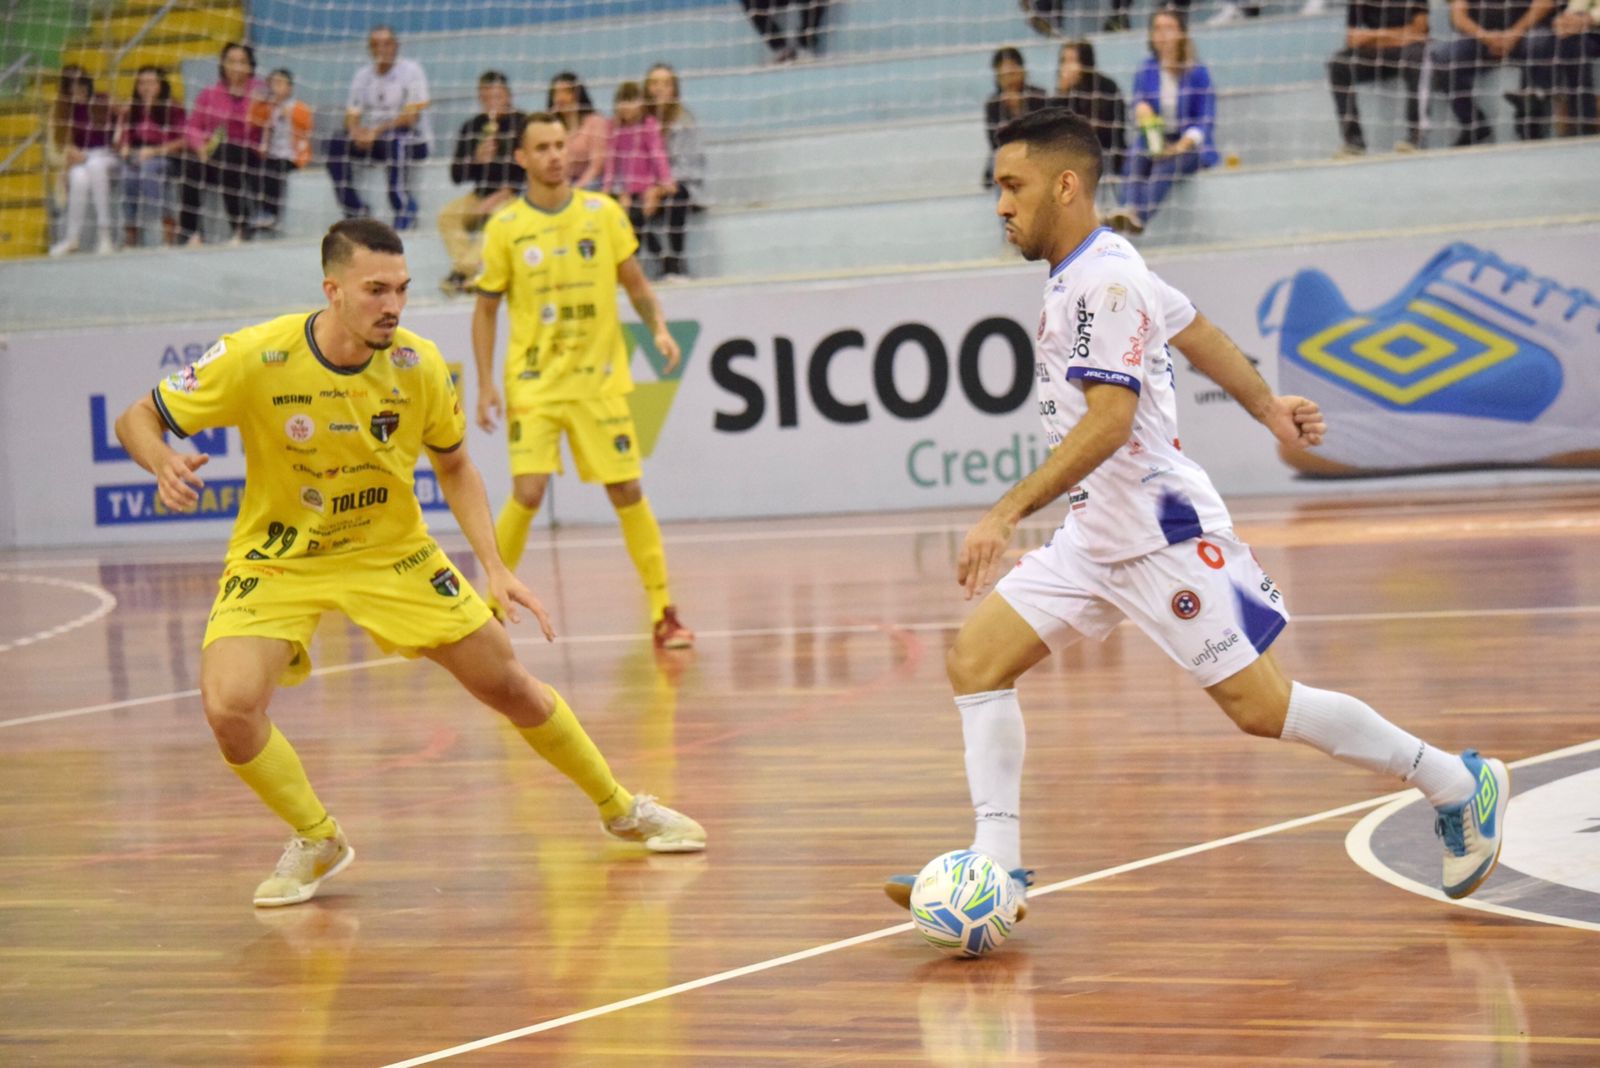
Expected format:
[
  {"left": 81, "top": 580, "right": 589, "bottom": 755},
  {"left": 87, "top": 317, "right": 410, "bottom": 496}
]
[{"left": 1107, "top": 8, "right": 1218, "bottom": 235}]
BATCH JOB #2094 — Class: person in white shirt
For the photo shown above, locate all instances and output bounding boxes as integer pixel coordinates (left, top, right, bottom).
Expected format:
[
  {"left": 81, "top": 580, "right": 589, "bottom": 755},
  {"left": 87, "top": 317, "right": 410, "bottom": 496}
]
[
  {"left": 1555, "top": 0, "right": 1600, "bottom": 134},
  {"left": 325, "top": 25, "right": 432, "bottom": 230},
  {"left": 882, "top": 109, "right": 1512, "bottom": 918}
]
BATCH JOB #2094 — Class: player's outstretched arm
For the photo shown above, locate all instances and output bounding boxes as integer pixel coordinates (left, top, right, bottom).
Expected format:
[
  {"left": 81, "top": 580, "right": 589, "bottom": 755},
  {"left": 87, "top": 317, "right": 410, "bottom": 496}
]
[
  {"left": 113, "top": 395, "right": 210, "bottom": 513},
  {"left": 617, "top": 256, "right": 680, "bottom": 372},
  {"left": 471, "top": 292, "right": 505, "bottom": 433},
  {"left": 428, "top": 443, "right": 556, "bottom": 641},
  {"left": 958, "top": 383, "right": 1137, "bottom": 599},
  {"left": 1168, "top": 312, "right": 1325, "bottom": 450}
]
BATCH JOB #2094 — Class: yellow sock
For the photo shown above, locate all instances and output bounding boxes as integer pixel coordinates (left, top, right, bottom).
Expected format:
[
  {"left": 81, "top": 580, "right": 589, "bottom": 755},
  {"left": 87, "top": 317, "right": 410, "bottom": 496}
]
[
  {"left": 495, "top": 498, "right": 538, "bottom": 571},
  {"left": 227, "top": 724, "right": 336, "bottom": 839},
  {"left": 616, "top": 497, "right": 671, "bottom": 621},
  {"left": 517, "top": 687, "right": 634, "bottom": 822}
]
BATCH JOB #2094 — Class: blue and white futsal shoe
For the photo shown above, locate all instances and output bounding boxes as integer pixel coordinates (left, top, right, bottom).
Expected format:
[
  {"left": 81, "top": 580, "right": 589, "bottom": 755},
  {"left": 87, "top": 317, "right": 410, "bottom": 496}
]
[
  {"left": 1434, "top": 749, "right": 1511, "bottom": 900},
  {"left": 885, "top": 864, "right": 1034, "bottom": 920},
  {"left": 1258, "top": 242, "right": 1600, "bottom": 475}
]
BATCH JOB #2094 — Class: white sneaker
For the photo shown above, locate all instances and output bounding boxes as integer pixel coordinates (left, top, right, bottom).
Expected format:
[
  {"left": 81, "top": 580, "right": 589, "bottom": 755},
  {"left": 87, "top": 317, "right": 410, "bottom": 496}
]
[
  {"left": 253, "top": 820, "right": 355, "bottom": 907},
  {"left": 95, "top": 236, "right": 115, "bottom": 255},
  {"left": 48, "top": 239, "right": 76, "bottom": 258},
  {"left": 603, "top": 794, "right": 706, "bottom": 852},
  {"left": 1434, "top": 751, "right": 1510, "bottom": 900}
]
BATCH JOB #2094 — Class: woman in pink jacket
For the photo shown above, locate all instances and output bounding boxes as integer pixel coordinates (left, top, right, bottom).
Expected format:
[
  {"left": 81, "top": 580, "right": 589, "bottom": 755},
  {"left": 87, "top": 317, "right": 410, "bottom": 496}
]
[{"left": 179, "top": 41, "right": 266, "bottom": 245}]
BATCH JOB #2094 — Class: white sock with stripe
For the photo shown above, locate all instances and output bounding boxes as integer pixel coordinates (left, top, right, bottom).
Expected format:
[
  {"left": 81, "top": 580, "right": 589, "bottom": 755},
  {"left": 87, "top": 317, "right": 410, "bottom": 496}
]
[
  {"left": 1281, "top": 681, "right": 1475, "bottom": 808},
  {"left": 957, "top": 688, "right": 1025, "bottom": 872}
]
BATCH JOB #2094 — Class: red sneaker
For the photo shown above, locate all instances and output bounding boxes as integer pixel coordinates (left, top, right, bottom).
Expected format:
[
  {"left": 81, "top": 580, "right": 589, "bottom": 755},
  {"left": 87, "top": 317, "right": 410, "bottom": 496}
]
[{"left": 652, "top": 605, "right": 694, "bottom": 650}]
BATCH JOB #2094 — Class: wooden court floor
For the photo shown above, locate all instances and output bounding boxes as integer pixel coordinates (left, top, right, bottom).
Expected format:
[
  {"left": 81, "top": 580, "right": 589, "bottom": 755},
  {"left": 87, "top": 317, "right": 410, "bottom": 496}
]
[{"left": 3, "top": 485, "right": 1599, "bottom": 1066}]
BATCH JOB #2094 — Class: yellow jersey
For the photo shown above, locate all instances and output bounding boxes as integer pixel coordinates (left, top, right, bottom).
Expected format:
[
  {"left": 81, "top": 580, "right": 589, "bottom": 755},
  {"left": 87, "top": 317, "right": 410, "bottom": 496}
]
[
  {"left": 151, "top": 312, "right": 466, "bottom": 565},
  {"left": 476, "top": 191, "right": 639, "bottom": 401}
]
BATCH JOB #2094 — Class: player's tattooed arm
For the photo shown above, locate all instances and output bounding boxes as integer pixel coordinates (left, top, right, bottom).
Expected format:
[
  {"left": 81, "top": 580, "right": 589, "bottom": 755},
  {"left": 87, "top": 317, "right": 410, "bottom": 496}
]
[
  {"left": 957, "top": 384, "right": 1136, "bottom": 598},
  {"left": 618, "top": 255, "right": 680, "bottom": 373}
]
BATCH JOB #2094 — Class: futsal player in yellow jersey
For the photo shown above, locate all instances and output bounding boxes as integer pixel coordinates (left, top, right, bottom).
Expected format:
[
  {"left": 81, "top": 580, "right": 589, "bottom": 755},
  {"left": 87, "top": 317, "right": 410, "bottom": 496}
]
[
  {"left": 472, "top": 111, "right": 694, "bottom": 650},
  {"left": 114, "top": 219, "right": 705, "bottom": 909}
]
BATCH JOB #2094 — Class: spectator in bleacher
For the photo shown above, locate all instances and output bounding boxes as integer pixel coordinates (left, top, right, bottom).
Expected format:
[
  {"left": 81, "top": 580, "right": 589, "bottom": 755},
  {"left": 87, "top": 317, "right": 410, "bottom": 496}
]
[
  {"left": 984, "top": 47, "right": 1049, "bottom": 187},
  {"left": 549, "top": 72, "right": 608, "bottom": 190},
  {"left": 1052, "top": 40, "right": 1129, "bottom": 185},
  {"left": 1106, "top": 8, "right": 1218, "bottom": 235},
  {"left": 1328, "top": 0, "right": 1429, "bottom": 153},
  {"left": 1554, "top": 0, "right": 1600, "bottom": 134},
  {"left": 603, "top": 81, "right": 675, "bottom": 253},
  {"left": 437, "top": 71, "right": 523, "bottom": 296},
  {"left": 740, "top": 1, "right": 831, "bottom": 64},
  {"left": 115, "top": 66, "right": 184, "bottom": 249},
  {"left": 1433, "top": 0, "right": 1557, "bottom": 145},
  {"left": 250, "top": 69, "right": 313, "bottom": 234},
  {"left": 178, "top": 41, "right": 266, "bottom": 246},
  {"left": 326, "top": 25, "right": 432, "bottom": 230},
  {"left": 645, "top": 62, "right": 706, "bottom": 280},
  {"left": 47, "top": 66, "right": 117, "bottom": 257}
]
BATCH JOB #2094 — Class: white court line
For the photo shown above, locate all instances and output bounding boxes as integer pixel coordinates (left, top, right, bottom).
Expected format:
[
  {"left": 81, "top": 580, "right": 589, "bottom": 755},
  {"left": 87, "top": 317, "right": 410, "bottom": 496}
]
[
  {"left": 383, "top": 785, "right": 1483, "bottom": 1067},
  {"left": 6, "top": 602, "right": 1600, "bottom": 730},
  {"left": 1345, "top": 736, "right": 1600, "bottom": 934},
  {"left": 0, "top": 573, "right": 118, "bottom": 654}
]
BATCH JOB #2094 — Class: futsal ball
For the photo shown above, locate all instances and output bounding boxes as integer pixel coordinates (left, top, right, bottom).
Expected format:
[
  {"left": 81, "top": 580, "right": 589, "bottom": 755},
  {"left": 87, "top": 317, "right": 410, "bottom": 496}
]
[{"left": 908, "top": 849, "right": 1020, "bottom": 958}]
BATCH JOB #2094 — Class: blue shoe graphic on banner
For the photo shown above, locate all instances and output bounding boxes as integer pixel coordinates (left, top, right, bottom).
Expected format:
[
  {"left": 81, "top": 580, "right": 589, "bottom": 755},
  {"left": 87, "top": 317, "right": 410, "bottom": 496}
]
[{"left": 1258, "top": 242, "right": 1600, "bottom": 475}]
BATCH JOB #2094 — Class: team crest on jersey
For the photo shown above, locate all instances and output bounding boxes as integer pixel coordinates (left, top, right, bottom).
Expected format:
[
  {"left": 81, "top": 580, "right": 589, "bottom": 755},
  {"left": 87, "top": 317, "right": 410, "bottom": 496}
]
[
  {"left": 1171, "top": 589, "right": 1203, "bottom": 620},
  {"left": 541, "top": 304, "right": 558, "bottom": 324},
  {"left": 578, "top": 238, "right": 596, "bottom": 260},
  {"left": 389, "top": 347, "right": 420, "bottom": 370},
  {"left": 370, "top": 411, "right": 400, "bottom": 442},
  {"left": 584, "top": 198, "right": 602, "bottom": 211},
  {"left": 1106, "top": 284, "right": 1128, "bottom": 313},
  {"left": 523, "top": 245, "right": 543, "bottom": 267},
  {"left": 613, "top": 433, "right": 632, "bottom": 455},
  {"left": 300, "top": 486, "right": 324, "bottom": 513},
  {"left": 429, "top": 567, "right": 460, "bottom": 597},
  {"left": 285, "top": 414, "right": 315, "bottom": 442}
]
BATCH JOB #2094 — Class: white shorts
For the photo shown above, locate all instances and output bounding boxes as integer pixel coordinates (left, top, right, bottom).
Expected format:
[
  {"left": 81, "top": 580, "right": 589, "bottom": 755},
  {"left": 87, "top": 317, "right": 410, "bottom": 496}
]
[{"left": 996, "top": 528, "right": 1289, "bottom": 687}]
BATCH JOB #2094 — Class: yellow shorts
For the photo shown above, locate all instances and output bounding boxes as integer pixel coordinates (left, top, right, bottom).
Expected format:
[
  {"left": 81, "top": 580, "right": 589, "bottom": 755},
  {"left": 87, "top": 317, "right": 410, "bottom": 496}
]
[
  {"left": 201, "top": 539, "right": 494, "bottom": 687},
  {"left": 505, "top": 393, "right": 643, "bottom": 484}
]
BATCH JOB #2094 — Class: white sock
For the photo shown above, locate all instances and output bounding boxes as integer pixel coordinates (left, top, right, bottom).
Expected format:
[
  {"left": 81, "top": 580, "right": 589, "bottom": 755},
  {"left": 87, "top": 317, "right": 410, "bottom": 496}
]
[
  {"left": 1281, "top": 682, "right": 1475, "bottom": 808},
  {"left": 957, "top": 688, "right": 1025, "bottom": 872}
]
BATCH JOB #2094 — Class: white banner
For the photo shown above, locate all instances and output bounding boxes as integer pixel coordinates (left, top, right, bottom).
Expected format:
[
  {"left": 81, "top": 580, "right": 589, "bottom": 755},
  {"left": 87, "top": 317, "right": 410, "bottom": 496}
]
[{"left": 2, "top": 222, "right": 1595, "bottom": 548}]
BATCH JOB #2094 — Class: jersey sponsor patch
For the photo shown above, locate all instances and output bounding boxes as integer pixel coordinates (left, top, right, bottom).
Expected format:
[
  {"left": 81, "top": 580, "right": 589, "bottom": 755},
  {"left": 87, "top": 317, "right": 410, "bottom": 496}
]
[
  {"left": 261, "top": 349, "right": 288, "bottom": 365},
  {"left": 165, "top": 366, "right": 200, "bottom": 393},
  {"left": 389, "top": 347, "right": 420, "bottom": 369},
  {"left": 300, "top": 486, "right": 325, "bottom": 512},
  {"left": 285, "top": 414, "right": 315, "bottom": 442},
  {"left": 523, "top": 245, "right": 543, "bottom": 267}
]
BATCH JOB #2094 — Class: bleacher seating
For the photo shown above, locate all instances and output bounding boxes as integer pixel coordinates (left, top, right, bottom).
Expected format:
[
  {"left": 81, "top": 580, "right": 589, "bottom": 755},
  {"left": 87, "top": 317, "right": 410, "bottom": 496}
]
[{"left": 2, "top": 0, "right": 1593, "bottom": 330}]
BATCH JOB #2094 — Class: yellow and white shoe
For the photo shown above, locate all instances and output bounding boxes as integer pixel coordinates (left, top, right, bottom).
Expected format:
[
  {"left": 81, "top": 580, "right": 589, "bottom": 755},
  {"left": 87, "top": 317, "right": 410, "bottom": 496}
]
[
  {"left": 253, "top": 821, "right": 355, "bottom": 908},
  {"left": 603, "top": 794, "right": 706, "bottom": 853}
]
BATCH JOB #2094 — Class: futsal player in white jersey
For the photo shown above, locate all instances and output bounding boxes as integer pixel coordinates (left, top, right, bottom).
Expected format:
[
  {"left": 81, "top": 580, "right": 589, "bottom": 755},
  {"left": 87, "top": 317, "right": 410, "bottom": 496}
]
[{"left": 884, "top": 109, "right": 1510, "bottom": 916}]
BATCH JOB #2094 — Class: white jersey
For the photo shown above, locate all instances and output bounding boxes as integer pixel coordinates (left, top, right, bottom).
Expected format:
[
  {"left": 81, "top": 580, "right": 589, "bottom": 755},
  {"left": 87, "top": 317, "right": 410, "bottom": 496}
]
[{"left": 1035, "top": 226, "right": 1231, "bottom": 563}]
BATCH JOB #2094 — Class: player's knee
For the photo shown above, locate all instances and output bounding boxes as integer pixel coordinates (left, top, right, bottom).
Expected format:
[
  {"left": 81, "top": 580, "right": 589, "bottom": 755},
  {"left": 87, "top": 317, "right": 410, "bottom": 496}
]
[
  {"left": 1222, "top": 695, "right": 1287, "bottom": 738},
  {"left": 512, "top": 480, "right": 547, "bottom": 510},
  {"left": 605, "top": 480, "right": 643, "bottom": 508},
  {"left": 201, "top": 676, "right": 271, "bottom": 736},
  {"left": 946, "top": 637, "right": 1007, "bottom": 694},
  {"left": 476, "top": 666, "right": 553, "bottom": 726}
]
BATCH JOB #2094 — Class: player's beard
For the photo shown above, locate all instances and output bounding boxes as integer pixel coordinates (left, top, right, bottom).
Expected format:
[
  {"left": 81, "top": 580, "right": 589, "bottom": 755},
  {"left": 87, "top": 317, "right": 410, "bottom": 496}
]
[
  {"left": 1016, "top": 203, "right": 1056, "bottom": 262},
  {"left": 365, "top": 319, "right": 399, "bottom": 349}
]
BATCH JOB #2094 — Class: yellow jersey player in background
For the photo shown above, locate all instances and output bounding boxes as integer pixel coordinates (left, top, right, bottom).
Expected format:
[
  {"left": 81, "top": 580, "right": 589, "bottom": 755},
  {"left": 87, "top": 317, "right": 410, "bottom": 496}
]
[
  {"left": 472, "top": 111, "right": 694, "bottom": 650},
  {"left": 114, "top": 219, "right": 705, "bottom": 909}
]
